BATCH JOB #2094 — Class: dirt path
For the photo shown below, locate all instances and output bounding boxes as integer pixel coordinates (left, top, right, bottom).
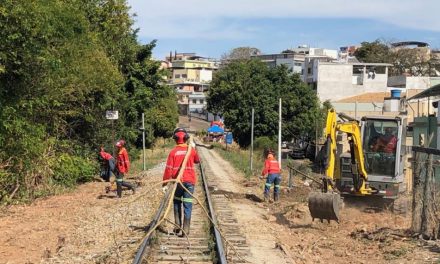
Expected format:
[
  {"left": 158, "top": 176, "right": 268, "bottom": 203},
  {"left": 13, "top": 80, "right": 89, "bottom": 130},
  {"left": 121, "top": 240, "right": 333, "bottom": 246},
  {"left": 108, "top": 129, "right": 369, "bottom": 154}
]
[
  {"left": 199, "top": 146, "right": 291, "bottom": 263},
  {"left": 200, "top": 145, "right": 440, "bottom": 264},
  {"left": 0, "top": 164, "right": 165, "bottom": 264}
]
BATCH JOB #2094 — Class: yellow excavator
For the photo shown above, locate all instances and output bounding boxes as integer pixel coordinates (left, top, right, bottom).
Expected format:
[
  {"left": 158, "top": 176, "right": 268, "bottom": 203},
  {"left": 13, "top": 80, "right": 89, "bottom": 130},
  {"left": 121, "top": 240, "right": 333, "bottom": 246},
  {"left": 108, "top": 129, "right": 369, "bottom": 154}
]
[{"left": 308, "top": 109, "right": 374, "bottom": 222}]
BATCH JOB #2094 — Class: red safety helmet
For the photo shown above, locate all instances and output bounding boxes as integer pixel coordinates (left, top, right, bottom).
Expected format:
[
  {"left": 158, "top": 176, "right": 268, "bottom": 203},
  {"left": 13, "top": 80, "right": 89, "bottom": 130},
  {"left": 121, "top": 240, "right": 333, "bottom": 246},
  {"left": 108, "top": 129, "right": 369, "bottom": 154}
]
[
  {"left": 115, "top": 139, "right": 125, "bottom": 148},
  {"left": 173, "top": 128, "right": 189, "bottom": 144}
]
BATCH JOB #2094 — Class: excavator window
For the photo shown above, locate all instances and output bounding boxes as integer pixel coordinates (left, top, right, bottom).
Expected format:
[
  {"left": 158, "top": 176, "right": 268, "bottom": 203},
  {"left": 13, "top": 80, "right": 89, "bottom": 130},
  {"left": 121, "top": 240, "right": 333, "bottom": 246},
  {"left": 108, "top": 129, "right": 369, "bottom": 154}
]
[{"left": 362, "top": 120, "right": 398, "bottom": 177}]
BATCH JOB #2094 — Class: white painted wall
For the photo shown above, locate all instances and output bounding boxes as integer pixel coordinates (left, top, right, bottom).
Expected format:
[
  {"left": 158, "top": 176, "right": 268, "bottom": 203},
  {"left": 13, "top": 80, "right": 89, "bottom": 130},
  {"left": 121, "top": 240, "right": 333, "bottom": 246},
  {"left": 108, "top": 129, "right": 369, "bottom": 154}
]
[
  {"left": 198, "top": 69, "right": 212, "bottom": 83},
  {"left": 388, "top": 76, "right": 432, "bottom": 89},
  {"left": 316, "top": 63, "right": 389, "bottom": 102},
  {"left": 406, "top": 76, "right": 431, "bottom": 89}
]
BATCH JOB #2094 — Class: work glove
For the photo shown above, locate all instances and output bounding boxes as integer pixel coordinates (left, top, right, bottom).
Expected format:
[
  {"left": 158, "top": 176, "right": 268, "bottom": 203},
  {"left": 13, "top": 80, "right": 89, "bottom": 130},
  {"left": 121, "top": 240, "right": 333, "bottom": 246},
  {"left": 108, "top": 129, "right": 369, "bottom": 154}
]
[{"left": 162, "top": 185, "right": 168, "bottom": 193}]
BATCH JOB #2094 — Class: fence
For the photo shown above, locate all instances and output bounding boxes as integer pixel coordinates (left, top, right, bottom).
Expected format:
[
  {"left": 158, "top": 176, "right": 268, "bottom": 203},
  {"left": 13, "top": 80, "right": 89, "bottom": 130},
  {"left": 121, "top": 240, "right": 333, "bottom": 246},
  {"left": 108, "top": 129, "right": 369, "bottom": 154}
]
[{"left": 411, "top": 146, "right": 440, "bottom": 239}]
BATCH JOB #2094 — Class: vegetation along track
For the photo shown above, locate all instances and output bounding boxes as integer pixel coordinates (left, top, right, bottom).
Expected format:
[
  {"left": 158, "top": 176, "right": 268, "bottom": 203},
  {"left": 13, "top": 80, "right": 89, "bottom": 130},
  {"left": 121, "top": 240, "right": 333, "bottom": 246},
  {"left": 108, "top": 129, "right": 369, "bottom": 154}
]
[{"left": 133, "top": 142, "right": 250, "bottom": 263}]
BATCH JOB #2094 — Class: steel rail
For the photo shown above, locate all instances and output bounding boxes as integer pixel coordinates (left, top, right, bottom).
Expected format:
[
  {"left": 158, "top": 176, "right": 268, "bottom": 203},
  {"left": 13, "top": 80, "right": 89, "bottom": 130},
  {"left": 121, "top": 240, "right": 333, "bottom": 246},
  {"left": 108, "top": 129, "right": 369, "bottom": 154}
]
[
  {"left": 199, "top": 160, "right": 228, "bottom": 264},
  {"left": 132, "top": 144, "right": 227, "bottom": 263},
  {"left": 132, "top": 184, "right": 172, "bottom": 264}
]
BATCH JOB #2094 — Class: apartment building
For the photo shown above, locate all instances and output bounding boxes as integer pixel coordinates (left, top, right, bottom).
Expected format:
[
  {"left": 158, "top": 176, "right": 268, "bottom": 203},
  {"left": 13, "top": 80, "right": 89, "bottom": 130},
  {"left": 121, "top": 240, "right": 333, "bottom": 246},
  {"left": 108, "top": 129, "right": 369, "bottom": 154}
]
[{"left": 167, "top": 52, "right": 218, "bottom": 115}]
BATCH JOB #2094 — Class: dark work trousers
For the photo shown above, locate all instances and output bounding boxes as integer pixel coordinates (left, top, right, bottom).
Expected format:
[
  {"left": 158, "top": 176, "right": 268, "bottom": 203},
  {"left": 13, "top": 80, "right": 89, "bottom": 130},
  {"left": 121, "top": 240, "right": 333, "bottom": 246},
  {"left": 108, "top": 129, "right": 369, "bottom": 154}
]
[
  {"left": 100, "top": 158, "right": 116, "bottom": 182},
  {"left": 115, "top": 170, "right": 135, "bottom": 198},
  {"left": 264, "top": 173, "right": 281, "bottom": 196},
  {"left": 174, "top": 182, "right": 195, "bottom": 221}
]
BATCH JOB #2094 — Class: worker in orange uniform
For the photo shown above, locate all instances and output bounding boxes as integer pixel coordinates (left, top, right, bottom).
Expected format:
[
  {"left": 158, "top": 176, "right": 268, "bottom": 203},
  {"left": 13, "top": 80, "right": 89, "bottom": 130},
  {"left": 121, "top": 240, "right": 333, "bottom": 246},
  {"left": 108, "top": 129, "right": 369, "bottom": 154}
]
[
  {"left": 261, "top": 150, "right": 281, "bottom": 202},
  {"left": 163, "top": 128, "right": 200, "bottom": 236},
  {"left": 382, "top": 127, "right": 397, "bottom": 154},
  {"left": 115, "top": 139, "right": 136, "bottom": 198}
]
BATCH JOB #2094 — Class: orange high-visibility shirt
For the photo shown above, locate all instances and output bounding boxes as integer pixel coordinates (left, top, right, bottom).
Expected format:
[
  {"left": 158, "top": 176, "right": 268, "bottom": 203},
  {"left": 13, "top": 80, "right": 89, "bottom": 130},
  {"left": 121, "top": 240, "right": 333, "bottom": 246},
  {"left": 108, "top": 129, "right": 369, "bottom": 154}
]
[
  {"left": 116, "top": 147, "right": 130, "bottom": 173},
  {"left": 261, "top": 158, "right": 281, "bottom": 175},
  {"left": 163, "top": 144, "right": 200, "bottom": 184}
]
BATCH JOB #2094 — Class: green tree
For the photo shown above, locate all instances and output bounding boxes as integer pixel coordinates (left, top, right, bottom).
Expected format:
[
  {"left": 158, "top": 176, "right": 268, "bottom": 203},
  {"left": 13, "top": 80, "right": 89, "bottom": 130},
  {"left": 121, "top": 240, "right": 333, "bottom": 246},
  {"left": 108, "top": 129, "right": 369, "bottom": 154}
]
[
  {"left": 221, "top": 47, "right": 261, "bottom": 61},
  {"left": 208, "top": 59, "right": 321, "bottom": 147},
  {"left": 0, "top": 0, "right": 176, "bottom": 203},
  {"left": 124, "top": 41, "right": 178, "bottom": 146},
  {"left": 354, "top": 39, "right": 440, "bottom": 76},
  {"left": 354, "top": 40, "right": 392, "bottom": 63}
]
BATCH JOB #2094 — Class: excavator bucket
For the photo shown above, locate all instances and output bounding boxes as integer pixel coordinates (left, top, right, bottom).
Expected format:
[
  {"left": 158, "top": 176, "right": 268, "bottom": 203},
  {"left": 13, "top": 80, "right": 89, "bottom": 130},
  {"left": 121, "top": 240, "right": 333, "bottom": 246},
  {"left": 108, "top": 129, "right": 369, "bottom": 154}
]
[{"left": 308, "top": 192, "right": 341, "bottom": 223}]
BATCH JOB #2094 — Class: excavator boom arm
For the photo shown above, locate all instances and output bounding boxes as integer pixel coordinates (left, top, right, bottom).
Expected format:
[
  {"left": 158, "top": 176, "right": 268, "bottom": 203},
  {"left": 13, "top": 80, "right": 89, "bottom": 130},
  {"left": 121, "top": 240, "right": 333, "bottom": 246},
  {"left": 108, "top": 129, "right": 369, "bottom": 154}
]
[{"left": 324, "top": 109, "right": 370, "bottom": 194}]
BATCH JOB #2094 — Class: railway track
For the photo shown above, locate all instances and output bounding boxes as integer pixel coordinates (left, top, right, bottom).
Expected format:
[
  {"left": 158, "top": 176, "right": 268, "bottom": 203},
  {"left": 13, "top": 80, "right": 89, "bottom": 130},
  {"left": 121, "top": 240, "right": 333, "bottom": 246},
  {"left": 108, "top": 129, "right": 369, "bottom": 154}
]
[{"left": 132, "top": 143, "right": 250, "bottom": 263}]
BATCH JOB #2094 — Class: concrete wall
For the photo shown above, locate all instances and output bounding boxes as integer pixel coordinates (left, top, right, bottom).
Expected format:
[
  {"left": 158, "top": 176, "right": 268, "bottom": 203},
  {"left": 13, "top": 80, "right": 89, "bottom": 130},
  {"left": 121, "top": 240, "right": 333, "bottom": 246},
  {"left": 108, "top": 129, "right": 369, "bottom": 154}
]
[
  {"left": 316, "top": 63, "right": 388, "bottom": 102},
  {"left": 316, "top": 64, "right": 355, "bottom": 101},
  {"left": 332, "top": 102, "right": 384, "bottom": 113},
  {"left": 406, "top": 77, "right": 431, "bottom": 89},
  {"left": 388, "top": 76, "right": 433, "bottom": 89}
]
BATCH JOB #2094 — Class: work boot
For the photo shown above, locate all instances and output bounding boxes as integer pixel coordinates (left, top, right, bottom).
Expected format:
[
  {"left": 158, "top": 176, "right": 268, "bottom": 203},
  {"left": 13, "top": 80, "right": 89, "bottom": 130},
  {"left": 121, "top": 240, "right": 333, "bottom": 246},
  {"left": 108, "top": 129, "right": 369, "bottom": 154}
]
[
  {"left": 132, "top": 184, "right": 137, "bottom": 195},
  {"left": 173, "top": 207, "right": 181, "bottom": 235},
  {"left": 263, "top": 193, "right": 270, "bottom": 202},
  {"left": 274, "top": 193, "right": 280, "bottom": 202},
  {"left": 116, "top": 182, "right": 122, "bottom": 198},
  {"left": 181, "top": 217, "right": 191, "bottom": 237}
]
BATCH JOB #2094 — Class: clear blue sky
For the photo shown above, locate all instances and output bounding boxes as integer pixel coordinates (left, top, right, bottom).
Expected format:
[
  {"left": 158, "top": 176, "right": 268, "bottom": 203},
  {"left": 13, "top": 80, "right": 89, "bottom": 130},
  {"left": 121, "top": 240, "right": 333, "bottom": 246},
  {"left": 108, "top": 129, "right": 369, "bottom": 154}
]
[{"left": 127, "top": 0, "right": 440, "bottom": 60}]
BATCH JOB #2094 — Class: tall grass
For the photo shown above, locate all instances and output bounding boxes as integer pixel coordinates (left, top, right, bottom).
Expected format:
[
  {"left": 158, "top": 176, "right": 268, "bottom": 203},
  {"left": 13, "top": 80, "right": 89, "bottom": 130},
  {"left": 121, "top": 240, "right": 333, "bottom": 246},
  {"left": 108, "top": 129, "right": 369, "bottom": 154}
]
[
  {"left": 211, "top": 143, "right": 264, "bottom": 179},
  {"left": 130, "top": 138, "right": 175, "bottom": 175}
]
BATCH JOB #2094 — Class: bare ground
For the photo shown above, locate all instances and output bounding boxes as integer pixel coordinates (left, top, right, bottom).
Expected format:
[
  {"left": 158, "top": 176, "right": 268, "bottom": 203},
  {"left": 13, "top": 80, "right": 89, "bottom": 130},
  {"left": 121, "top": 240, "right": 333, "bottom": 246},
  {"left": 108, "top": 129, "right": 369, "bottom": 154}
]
[
  {"left": 1, "top": 130, "right": 439, "bottom": 264},
  {"left": 0, "top": 164, "right": 165, "bottom": 264},
  {"left": 200, "top": 145, "right": 440, "bottom": 264}
]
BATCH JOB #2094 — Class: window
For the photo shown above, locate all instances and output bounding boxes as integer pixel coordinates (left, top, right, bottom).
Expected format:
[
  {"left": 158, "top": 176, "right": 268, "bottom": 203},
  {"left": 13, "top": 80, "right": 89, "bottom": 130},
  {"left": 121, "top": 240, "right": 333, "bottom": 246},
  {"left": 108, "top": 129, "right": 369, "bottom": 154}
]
[
  {"left": 192, "top": 99, "right": 197, "bottom": 104},
  {"left": 199, "top": 99, "right": 204, "bottom": 104},
  {"left": 294, "top": 62, "right": 302, "bottom": 66},
  {"left": 182, "top": 74, "right": 187, "bottom": 78},
  {"left": 175, "top": 74, "right": 181, "bottom": 78},
  {"left": 352, "top": 65, "right": 364, "bottom": 74},
  {"left": 362, "top": 120, "right": 398, "bottom": 177},
  {"left": 367, "top": 66, "right": 386, "bottom": 74},
  {"left": 307, "top": 68, "right": 312, "bottom": 74}
]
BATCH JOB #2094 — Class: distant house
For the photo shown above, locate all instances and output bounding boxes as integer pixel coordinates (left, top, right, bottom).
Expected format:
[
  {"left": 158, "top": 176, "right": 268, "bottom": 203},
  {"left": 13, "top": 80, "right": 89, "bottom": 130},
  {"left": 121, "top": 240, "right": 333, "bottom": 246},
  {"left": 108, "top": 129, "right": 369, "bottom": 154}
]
[
  {"left": 167, "top": 52, "right": 218, "bottom": 115},
  {"left": 252, "top": 45, "right": 339, "bottom": 80},
  {"left": 252, "top": 53, "right": 305, "bottom": 77},
  {"left": 305, "top": 61, "right": 392, "bottom": 102}
]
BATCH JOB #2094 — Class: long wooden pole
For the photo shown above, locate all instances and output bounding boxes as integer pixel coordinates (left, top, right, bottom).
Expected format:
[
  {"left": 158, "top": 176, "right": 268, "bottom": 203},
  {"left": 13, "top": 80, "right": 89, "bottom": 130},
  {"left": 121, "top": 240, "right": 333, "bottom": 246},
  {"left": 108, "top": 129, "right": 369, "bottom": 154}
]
[
  {"left": 278, "top": 98, "right": 282, "bottom": 168},
  {"left": 250, "top": 108, "right": 254, "bottom": 172}
]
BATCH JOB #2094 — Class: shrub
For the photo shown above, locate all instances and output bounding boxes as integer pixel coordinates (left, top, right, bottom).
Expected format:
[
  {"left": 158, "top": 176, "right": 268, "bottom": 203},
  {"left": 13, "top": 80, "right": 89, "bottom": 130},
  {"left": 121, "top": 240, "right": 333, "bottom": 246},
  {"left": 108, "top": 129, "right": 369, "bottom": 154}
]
[{"left": 254, "top": 136, "right": 276, "bottom": 158}]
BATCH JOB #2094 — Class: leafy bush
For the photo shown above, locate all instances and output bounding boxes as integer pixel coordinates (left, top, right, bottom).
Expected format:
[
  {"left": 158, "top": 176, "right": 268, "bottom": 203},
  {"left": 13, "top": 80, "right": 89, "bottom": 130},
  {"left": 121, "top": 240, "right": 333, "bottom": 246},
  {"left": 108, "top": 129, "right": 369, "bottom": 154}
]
[
  {"left": 254, "top": 136, "right": 277, "bottom": 158},
  {"left": 52, "top": 154, "right": 96, "bottom": 187}
]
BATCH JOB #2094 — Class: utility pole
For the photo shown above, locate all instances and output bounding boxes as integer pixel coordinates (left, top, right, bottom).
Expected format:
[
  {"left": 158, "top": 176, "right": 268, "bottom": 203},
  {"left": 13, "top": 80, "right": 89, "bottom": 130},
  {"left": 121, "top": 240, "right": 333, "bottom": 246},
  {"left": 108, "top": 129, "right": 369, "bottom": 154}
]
[
  {"left": 315, "top": 119, "right": 318, "bottom": 159},
  {"left": 278, "top": 98, "right": 282, "bottom": 168},
  {"left": 142, "top": 113, "right": 146, "bottom": 171},
  {"left": 250, "top": 108, "right": 254, "bottom": 173}
]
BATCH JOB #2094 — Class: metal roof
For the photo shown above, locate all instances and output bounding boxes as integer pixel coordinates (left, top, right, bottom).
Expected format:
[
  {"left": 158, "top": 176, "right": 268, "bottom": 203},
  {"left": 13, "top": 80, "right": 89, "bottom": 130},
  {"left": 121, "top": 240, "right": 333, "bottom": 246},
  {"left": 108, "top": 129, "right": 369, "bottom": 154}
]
[
  {"left": 407, "top": 84, "right": 440, "bottom": 101},
  {"left": 391, "top": 41, "right": 429, "bottom": 48}
]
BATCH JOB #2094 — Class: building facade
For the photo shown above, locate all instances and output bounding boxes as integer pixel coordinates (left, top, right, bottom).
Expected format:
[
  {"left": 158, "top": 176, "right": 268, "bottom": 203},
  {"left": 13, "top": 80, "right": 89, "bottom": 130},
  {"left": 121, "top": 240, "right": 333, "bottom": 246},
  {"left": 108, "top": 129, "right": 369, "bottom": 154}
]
[
  {"left": 167, "top": 52, "right": 218, "bottom": 115},
  {"left": 308, "top": 61, "right": 392, "bottom": 102}
]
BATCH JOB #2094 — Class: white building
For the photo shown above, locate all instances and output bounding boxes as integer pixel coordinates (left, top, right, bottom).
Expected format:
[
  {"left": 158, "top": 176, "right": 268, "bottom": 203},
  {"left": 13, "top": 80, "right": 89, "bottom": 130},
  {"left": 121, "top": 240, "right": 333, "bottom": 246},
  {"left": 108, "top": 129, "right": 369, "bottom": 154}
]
[
  {"left": 187, "top": 92, "right": 206, "bottom": 113},
  {"left": 306, "top": 61, "right": 392, "bottom": 102},
  {"left": 287, "top": 45, "right": 338, "bottom": 59},
  {"left": 252, "top": 53, "right": 305, "bottom": 77}
]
